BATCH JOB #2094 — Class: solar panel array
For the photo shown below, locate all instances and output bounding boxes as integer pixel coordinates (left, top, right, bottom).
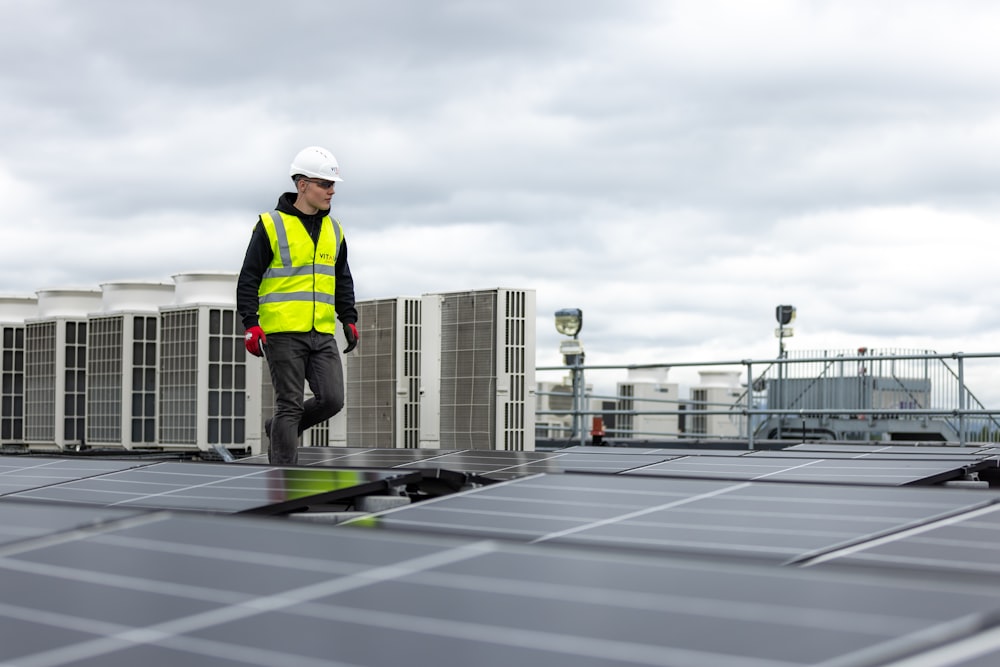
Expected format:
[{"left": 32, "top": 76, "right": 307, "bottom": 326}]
[
  {"left": 1, "top": 439, "right": 999, "bottom": 666},
  {"left": 1, "top": 506, "right": 999, "bottom": 666}
]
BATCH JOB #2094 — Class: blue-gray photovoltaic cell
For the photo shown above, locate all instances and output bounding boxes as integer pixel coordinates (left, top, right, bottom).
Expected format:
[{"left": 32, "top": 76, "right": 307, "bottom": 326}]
[
  {"left": 367, "top": 472, "right": 999, "bottom": 562},
  {"left": 0, "top": 456, "right": 157, "bottom": 494},
  {"left": 785, "top": 443, "right": 999, "bottom": 456},
  {"left": 808, "top": 503, "right": 1000, "bottom": 575},
  {"left": 622, "top": 455, "right": 974, "bottom": 485},
  {"left": 0, "top": 501, "right": 149, "bottom": 547},
  {"left": 0, "top": 506, "right": 999, "bottom": 667},
  {"left": 238, "top": 447, "right": 677, "bottom": 478}
]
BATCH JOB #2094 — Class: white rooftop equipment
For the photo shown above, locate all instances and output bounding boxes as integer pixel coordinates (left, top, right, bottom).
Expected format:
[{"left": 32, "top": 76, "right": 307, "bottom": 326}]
[
  {"left": 24, "top": 288, "right": 103, "bottom": 450},
  {"left": 690, "top": 370, "right": 743, "bottom": 438},
  {"left": 419, "top": 288, "right": 536, "bottom": 450},
  {"left": 86, "top": 281, "right": 175, "bottom": 450},
  {"left": 0, "top": 295, "right": 38, "bottom": 446},
  {"left": 617, "top": 367, "right": 680, "bottom": 440},
  {"left": 345, "top": 297, "right": 422, "bottom": 448},
  {"left": 158, "top": 272, "right": 262, "bottom": 455}
]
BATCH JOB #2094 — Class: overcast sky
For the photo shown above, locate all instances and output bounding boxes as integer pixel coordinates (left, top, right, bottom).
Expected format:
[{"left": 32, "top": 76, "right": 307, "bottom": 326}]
[{"left": 3, "top": 0, "right": 1000, "bottom": 395}]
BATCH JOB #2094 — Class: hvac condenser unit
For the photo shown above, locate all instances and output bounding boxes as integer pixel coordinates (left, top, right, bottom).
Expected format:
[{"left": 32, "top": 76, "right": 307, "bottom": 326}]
[
  {"left": 419, "top": 288, "right": 536, "bottom": 451},
  {"left": 616, "top": 368, "right": 679, "bottom": 439},
  {"left": 0, "top": 296, "right": 38, "bottom": 446},
  {"left": 86, "top": 281, "right": 174, "bottom": 449},
  {"left": 345, "top": 297, "right": 421, "bottom": 448},
  {"left": 24, "top": 288, "right": 103, "bottom": 451},
  {"left": 157, "top": 272, "right": 264, "bottom": 455},
  {"left": 689, "top": 371, "right": 742, "bottom": 437}
]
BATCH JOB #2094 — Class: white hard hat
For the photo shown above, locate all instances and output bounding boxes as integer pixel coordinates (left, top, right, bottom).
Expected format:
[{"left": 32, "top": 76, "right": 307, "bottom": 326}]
[{"left": 289, "top": 146, "right": 343, "bottom": 182}]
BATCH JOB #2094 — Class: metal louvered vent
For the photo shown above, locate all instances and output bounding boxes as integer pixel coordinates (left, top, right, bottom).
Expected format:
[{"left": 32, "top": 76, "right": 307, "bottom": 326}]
[
  {"left": 346, "top": 297, "right": 421, "bottom": 448},
  {"left": 207, "top": 308, "right": 245, "bottom": 446},
  {"left": 617, "top": 383, "right": 635, "bottom": 437},
  {"left": 131, "top": 315, "right": 158, "bottom": 444},
  {"left": 402, "top": 298, "right": 421, "bottom": 447},
  {"left": 159, "top": 308, "right": 199, "bottom": 445},
  {"left": 86, "top": 315, "right": 124, "bottom": 444},
  {"left": 501, "top": 289, "right": 528, "bottom": 451},
  {"left": 439, "top": 291, "right": 498, "bottom": 450},
  {"left": 1, "top": 325, "right": 25, "bottom": 444},
  {"left": 24, "top": 319, "right": 87, "bottom": 447},
  {"left": 24, "top": 321, "right": 56, "bottom": 443},
  {"left": 63, "top": 321, "right": 87, "bottom": 444}
]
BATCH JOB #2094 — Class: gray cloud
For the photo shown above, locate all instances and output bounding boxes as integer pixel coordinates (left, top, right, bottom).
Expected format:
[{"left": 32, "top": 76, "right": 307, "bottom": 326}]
[{"left": 2, "top": 0, "right": 999, "bottom": 384}]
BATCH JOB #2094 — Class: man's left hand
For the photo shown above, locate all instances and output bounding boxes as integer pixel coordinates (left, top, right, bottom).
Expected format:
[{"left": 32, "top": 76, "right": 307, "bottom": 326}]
[{"left": 343, "top": 322, "right": 359, "bottom": 353}]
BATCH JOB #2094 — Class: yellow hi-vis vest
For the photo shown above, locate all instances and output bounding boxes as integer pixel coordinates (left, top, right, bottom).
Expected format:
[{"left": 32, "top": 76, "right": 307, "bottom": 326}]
[{"left": 257, "top": 210, "right": 343, "bottom": 334}]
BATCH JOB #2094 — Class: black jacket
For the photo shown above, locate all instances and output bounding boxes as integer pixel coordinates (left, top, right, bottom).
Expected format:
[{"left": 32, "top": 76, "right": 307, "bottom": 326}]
[{"left": 236, "top": 192, "right": 358, "bottom": 331}]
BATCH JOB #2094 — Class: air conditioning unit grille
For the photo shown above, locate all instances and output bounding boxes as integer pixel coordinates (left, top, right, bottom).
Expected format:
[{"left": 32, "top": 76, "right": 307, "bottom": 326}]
[
  {"left": 63, "top": 321, "right": 87, "bottom": 444},
  {"left": 159, "top": 309, "right": 198, "bottom": 445},
  {"left": 347, "top": 299, "right": 409, "bottom": 447},
  {"left": 86, "top": 315, "right": 124, "bottom": 444},
  {"left": 24, "top": 321, "right": 56, "bottom": 443},
  {"left": 440, "top": 292, "right": 497, "bottom": 449},
  {"left": 131, "top": 315, "right": 158, "bottom": 444},
  {"left": 207, "top": 308, "right": 245, "bottom": 445},
  {"left": 1, "top": 325, "right": 25, "bottom": 443}
]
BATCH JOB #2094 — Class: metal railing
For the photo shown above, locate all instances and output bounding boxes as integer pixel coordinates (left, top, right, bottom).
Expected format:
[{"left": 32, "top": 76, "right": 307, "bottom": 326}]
[{"left": 536, "top": 349, "right": 1000, "bottom": 447}]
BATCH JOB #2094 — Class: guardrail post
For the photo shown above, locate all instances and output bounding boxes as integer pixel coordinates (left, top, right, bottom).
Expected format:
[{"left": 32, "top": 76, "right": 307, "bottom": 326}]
[
  {"left": 957, "top": 353, "right": 966, "bottom": 446},
  {"left": 746, "top": 360, "right": 755, "bottom": 450}
]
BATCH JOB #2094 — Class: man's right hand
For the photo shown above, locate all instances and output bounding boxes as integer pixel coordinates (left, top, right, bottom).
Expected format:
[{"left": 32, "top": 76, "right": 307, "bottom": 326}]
[{"left": 244, "top": 326, "right": 266, "bottom": 357}]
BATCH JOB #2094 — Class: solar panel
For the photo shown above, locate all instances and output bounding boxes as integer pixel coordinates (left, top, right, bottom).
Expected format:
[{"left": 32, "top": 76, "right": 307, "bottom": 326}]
[
  {"left": 557, "top": 445, "right": 749, "bottom": 457},
  {"left": 622, "top": 455, "right": 975, "bottom": 485},
  {"left": 786, "top": 443, "right": 998, "bottom": 456},
  {"left": 1, "top": 504, "right": 999, "bottom": 667},
  {"left": 803, "top": 503, "right": 1000, "bottom": 576},
  {"left": 0, "top": 500, "right": 149, "bottom": 547},
  {"left": 4, "top": 461, "right": 420, "bottom": 515},
  {"left": 364, "top": 472, "right": 999, "bottom": 563},
  {"left": 418, "top": 450, "right": 676, "bottom": 477},
  {"left": 0, "top": 457, "right": 157, "bottom": 494},
  {"left": 237, "top": 447, "right": 677, "bottom": 479},
  {"left": 746, "top": 449, "right": 995, "bottom": 461}
]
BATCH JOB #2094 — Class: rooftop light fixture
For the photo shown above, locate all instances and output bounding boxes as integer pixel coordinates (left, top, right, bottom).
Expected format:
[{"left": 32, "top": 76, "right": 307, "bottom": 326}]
[{"left": 554, "top": 308, "right": 583, "bottom": 338}]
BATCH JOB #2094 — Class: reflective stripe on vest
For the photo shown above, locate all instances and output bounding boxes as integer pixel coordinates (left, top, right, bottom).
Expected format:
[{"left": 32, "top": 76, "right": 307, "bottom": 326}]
[{"left": 258, "top": 210, "right": 343, "bottom": 334}]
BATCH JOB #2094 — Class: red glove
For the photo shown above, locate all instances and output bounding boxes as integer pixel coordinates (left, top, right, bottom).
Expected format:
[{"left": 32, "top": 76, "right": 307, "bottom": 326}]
[
  {"left": 343, "top": 322, "right": 359, "bottom": 353},
  {"left": 244, "top": 326, "right": 266, "bottom": 357}
]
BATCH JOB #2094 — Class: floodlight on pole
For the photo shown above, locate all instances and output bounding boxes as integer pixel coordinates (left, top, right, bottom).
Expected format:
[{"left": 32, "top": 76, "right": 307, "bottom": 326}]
[
  {"left": 554, "top": 308, "right": 583, "bottom": 338},
  {"left": 554, "top": 308, "right": 586, "bottom": 446},
  {"left": 774, "top": 304, "right": 796, "bottom": 358}
]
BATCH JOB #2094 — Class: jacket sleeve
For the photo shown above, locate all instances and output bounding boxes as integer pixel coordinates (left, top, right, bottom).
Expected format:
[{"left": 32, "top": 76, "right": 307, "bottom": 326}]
[
  {"left": 236, "top": 219, "right": 273, "bottom": 330},
  {"left": 335, "top": 238, "right": 358, "bottom": 325}
]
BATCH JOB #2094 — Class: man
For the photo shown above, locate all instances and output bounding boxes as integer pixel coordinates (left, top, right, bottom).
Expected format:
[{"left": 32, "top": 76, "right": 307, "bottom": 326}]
[{"left": 237, "top": 146, "right": 359, "bottom": 465}]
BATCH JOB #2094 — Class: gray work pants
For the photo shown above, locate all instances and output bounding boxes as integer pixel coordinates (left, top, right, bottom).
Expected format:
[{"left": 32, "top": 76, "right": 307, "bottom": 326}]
[{"left": 264, "top": 330, "right": 344, "bottom": 465}]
